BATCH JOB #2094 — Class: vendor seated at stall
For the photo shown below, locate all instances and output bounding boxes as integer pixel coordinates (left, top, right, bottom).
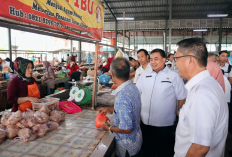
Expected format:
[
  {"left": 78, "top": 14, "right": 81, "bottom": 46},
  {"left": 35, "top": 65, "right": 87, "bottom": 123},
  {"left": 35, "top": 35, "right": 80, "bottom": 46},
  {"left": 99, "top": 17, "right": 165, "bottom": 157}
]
[
  {"left": 71, "top": 71, "right": 83, "bottom": 81},
  {"left": 66, "top": 56, "right": 84, "bottom": 76},
  {"left": 42, "top": 61, "right": 55, "bottom": 94},
  {"left": 129, "top": 56, "right": 140, "bottom": 79},
  {"left": 37, "top": 57, "right": 41, "bottom": 64},
  {"left": 30, "top": 55, "right": 35, "bottom": 62},
  {"left": 7, "top": 57, "right": 44, "bottom": 112},
  {"left": 102, "top": 56, "right": 115, "bottom": 76}
]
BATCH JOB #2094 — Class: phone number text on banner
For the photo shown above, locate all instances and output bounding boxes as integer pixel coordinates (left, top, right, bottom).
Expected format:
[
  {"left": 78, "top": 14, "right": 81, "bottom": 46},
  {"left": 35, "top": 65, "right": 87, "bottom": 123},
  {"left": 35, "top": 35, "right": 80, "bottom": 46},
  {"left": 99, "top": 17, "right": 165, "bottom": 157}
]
[{"left": 0, "top": 0, "right": 104, "bottom": 41}]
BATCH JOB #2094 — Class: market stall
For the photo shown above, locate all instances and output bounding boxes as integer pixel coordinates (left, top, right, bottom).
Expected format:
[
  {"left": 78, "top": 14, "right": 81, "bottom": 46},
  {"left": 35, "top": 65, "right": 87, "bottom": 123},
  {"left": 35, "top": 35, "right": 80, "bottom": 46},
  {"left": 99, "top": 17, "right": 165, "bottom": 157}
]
[
  {"left": 0, "top": 0, "right": 116, "bottom": 156},
  {"left": 0, "top": 109, "right": 113, "bottom": 157}
]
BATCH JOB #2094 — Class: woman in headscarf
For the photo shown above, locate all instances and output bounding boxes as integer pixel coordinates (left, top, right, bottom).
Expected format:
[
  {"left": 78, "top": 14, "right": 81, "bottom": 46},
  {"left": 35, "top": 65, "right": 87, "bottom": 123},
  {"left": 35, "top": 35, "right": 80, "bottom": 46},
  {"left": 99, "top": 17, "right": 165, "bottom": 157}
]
[
  {"left": 66, "top": 56, "right": 84, "bottom": 76},
  {"left": 7, "top": 57, "right": 44, "bottom": 112},
  {"left": 207, "top": 61, "right": 225, "bottom": 92},
  {"left": 42, "top": 61, "right": 55, "bottom": 94}
]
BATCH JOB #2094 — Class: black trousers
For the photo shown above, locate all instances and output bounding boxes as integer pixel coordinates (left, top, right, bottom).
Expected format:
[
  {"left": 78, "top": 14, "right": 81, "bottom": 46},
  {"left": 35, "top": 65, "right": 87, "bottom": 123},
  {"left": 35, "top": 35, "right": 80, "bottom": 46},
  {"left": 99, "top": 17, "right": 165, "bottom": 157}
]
[{"left": 141, "top": 122, "right": 175, "bottom": 157}]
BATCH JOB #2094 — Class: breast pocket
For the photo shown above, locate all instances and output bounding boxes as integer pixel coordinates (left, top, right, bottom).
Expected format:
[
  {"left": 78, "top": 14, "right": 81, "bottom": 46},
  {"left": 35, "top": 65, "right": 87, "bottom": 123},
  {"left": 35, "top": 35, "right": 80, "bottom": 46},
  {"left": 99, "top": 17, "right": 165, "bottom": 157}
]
[{"left": 160, "top": 80, "right": 173, "bottom": 94}]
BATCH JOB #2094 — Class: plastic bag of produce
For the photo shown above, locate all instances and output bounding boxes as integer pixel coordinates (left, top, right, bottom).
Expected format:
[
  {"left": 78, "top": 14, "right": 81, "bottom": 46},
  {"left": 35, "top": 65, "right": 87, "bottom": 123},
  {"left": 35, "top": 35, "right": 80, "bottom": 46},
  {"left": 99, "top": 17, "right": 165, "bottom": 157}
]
[
  {"left": 16, "top": 121, "right": 27, "bottom": 129},
  {"left": 57, "top": 111, "right": 65, "bottom": 121},
  {"left": 0, "top": 124, "right": 6, "bottom": 144},
  {"left": 18, "top": 128, "right": 36, "bottom": 143},
  {"left": 95, "top": 110, "right": 109, "bottom": 128},
  {"left": 50, "top": 111, "right": 62, "bottom": 123},
  {"left": 34, "top": 111, "right": 49, "bottom": 124},
  {"left": 1, "top": 111, "right": 13, "bottom": 126},
  {"left": 47, "top": 121, "right": 59, "bottom": 131},
  {"left": 6, "top": 125, "right": 20, "bottom": 140},
  {"left": 39, "top": 106, "right": 50, "bottom": 115},
  {"left": 8, "top": 111, "right": 22, "bottom": 125},
  {"left": 23, "top": 109, "right": 37, "bottom": 128},
  {"left": 32, "top": 124, "right": 48, "bottom": 137},
  {"left": 2, "top": 62, "right": 12, "bottom": 73}
]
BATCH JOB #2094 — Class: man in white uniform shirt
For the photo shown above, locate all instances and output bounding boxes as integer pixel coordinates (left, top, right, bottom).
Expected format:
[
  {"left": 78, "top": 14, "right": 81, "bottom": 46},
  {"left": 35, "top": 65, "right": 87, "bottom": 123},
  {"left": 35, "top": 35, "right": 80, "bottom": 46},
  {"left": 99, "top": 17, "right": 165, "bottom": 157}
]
[
  {"left": 133, "top": 49, "right": 151, "bottom": 84},
  {"left": 174, "top": 38, "right": 228, "bottom": 157},
  {"left": 136, "top": 49, "right": 187, "bottom": 157},
  {"left": 218, "top": 50, "right": 232, "bottom": 138},
  {"left": 218, "top": 50, "right": 232, "bottom": 83}
]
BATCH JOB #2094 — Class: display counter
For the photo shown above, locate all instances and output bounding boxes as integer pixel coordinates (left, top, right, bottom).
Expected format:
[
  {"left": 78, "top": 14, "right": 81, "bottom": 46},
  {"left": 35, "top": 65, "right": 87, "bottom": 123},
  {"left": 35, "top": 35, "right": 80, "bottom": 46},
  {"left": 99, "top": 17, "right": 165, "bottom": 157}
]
[
  {"left": 0, "top": 109, "right": 115, "bottom": 157},
  {"left": 0, "top": 82, "right": 116, "bottom": 157}
]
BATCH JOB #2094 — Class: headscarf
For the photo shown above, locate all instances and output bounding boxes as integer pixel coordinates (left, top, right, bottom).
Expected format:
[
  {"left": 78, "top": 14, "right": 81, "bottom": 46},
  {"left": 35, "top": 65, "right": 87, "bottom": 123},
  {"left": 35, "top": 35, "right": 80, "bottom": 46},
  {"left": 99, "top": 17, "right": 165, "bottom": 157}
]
[
  {"left": 104, "top": 56, "right": 115, "bottom": 71},
  {"left": 5, "top": 57, "right": 14, "bottom": 73},
  {"left": 71, "top": 56, "right": 76, "bottom": 62},
  {"left": 43, "top": 61, "right": 55, "bottom": 77},
  {"left": 14, "top": 57, "right": 34, "bottom": 81},
  {"left": 97, "top": 58, "right": 103, "bottom": 67},
  {"left": 207, "top": 61, "right": 225, "bottom": 92}
]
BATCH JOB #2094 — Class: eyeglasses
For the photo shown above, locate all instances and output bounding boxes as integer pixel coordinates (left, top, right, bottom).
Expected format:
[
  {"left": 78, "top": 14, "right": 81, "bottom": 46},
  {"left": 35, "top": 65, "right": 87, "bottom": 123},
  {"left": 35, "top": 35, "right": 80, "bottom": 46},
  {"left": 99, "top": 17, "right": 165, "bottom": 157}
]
[{"left": 173, "top": 55, "right": 197, "bottom": 62}]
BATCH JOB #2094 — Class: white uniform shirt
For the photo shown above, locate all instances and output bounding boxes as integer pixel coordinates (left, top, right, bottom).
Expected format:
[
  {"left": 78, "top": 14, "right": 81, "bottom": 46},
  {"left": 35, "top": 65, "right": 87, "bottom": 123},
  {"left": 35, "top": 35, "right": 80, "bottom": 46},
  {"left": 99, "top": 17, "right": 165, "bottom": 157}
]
[
  {"left": 136, "top": 66, "right": 187, "bottom": 126},
  {"left": 219, "top": 63, "right": 232, "bottom": 79},
  {"left": 174, "top": 70, "right": 228, "bottom": 157},
  {"left": 133, "top": 63, "right": 151, "bottom": 83},
  {"left": 224, "top": 76, "right": 231, "bottom": 103}
]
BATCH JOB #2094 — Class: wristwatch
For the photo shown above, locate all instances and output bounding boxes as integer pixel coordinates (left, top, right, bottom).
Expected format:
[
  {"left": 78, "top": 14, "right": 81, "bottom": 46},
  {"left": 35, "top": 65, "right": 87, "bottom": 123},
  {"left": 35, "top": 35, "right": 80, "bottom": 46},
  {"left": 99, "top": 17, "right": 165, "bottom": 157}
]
[{"left": 108, "top": 126, "right": 112, "bottom": 134}]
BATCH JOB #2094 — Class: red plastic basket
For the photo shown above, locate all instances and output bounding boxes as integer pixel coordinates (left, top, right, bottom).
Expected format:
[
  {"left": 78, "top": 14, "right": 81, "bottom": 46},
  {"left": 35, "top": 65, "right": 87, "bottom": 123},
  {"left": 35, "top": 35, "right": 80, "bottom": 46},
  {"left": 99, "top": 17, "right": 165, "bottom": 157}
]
[{"left": 59, "top": 101, "right": 82, "bottom": 113}]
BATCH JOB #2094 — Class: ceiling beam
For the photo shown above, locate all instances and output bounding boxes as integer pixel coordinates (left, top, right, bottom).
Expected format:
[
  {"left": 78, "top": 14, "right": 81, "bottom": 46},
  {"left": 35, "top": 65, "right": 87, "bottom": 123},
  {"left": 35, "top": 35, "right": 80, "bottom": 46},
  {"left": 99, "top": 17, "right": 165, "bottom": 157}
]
[
  {"left": 105, "top": 10, "right": 228, "bottom": 16},
  {"left": 102, "top": 0, "right": 116, "bottom": 20},
  {"left": 104, "top": 15, "right": 232, "bottom": 22},
  {"left": 105, "top": 3, "right": 230, "bottom": 9},
  {"left": 224, "top": 2, "right": 232, "bottom": 13}
]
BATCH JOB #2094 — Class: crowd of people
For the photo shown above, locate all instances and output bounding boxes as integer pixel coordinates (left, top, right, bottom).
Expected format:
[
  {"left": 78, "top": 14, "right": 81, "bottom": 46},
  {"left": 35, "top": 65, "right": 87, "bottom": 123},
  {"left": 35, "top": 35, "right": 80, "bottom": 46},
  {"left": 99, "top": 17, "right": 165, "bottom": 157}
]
[
  {"left": 1, "top": 37, "right": 231, "bottom": 156},
  {"left": 100, "top": 38, "right": 231, "bottom": 157}
]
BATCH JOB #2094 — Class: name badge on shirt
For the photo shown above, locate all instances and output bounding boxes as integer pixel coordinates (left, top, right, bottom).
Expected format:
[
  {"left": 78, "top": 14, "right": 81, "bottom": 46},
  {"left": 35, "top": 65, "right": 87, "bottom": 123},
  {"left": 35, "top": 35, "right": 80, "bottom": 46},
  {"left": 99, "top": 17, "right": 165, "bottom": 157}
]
[
  {"left": 146, "top": 75, "right": 152, "bottom": 78},
  {"left": 161, "top": 81, "right": 171, "bottom": 83}
]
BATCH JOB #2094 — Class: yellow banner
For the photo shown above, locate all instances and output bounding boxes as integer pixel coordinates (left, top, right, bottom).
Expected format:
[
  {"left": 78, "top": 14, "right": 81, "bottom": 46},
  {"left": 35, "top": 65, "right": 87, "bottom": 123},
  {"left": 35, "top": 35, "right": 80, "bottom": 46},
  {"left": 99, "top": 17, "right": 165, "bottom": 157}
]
[{"left": 0, "top": 0, "right": 104, "bottom": 40}]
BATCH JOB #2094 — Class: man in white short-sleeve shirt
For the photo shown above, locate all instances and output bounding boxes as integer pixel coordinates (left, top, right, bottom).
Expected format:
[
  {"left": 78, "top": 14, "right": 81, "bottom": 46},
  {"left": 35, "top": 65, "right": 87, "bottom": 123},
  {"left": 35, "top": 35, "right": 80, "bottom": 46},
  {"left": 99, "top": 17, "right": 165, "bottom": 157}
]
[
  {"left": 133, "top": 49, "right": 151, "bottom": 84},
  {"left": 174, "top": 38, "right": 228, "bottom": 157},
  {"left": 136, "top": 49, "right": 187, "bottom": 157},
  {"left": 218, "top": 51, "right": 232, "bottom": 84}
]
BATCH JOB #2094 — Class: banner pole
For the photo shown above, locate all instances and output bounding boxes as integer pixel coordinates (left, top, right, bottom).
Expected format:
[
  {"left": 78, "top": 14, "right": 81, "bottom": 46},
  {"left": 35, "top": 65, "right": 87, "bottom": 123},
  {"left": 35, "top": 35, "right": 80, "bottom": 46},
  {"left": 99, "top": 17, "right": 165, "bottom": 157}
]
[{"left": 92, "top": 41, "right": 99, "bottom": 110}]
